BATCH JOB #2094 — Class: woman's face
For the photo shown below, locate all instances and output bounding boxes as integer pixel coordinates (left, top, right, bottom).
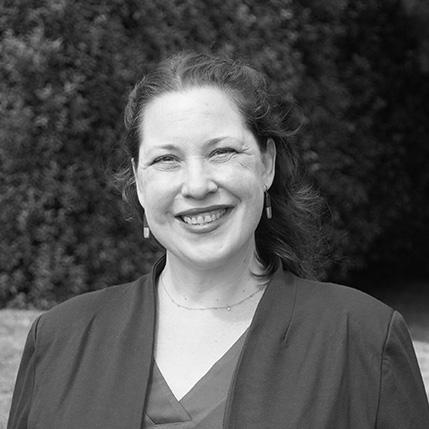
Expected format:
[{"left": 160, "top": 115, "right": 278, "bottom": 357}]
[{"left": 134, "top": 86, "right": 275, "bottom": 270}]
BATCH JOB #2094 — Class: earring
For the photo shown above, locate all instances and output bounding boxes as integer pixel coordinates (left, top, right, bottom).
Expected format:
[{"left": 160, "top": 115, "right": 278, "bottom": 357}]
[
  {"left": 264, "top": 186, "right": 272, "bottom": 219},
  {"left": 143, "top": 212, "right": 150, "bottom": 238}
]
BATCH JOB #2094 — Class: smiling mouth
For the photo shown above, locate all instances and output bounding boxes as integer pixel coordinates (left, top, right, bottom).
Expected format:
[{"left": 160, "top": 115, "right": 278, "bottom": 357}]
[{"left": 180, "top": 208, "right": 227, "bottom": 226}]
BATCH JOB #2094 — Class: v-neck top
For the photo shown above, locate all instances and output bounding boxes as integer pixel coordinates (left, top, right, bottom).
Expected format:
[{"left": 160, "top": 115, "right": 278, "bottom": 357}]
[{"left": 143, "top": 328, "right": 249, "bottom": 428}]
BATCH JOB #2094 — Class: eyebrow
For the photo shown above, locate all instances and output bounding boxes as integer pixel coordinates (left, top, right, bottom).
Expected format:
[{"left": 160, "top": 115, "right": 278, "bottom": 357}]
[{"left": 148, "top": 136, "right": 234, "bottom": 153}]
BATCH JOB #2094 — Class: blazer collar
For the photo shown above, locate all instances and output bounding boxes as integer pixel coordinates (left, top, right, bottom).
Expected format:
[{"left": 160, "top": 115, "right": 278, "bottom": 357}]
[{"left": 85, "top": 256, "right": 165, "bottom": 428}]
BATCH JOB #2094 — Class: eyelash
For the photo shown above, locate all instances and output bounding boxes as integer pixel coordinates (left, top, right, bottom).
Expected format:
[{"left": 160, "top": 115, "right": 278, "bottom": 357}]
[
  {"left": 210, "top": 147, "right": 238, "bottom": 157},
  {"left": 152, "top": 155, "right": 178, "bottom": 164},
  {"left": 151, "top": 147, "right": 238, "bottom": 165}
]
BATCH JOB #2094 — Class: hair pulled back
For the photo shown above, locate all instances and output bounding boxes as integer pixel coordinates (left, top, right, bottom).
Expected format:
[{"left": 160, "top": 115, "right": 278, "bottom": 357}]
[{"left": 116, "top": 52, "right": 324, "bottom": 279}]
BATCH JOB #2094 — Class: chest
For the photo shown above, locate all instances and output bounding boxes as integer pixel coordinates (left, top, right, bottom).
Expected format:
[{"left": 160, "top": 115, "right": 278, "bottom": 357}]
[
  {"left": 153, "top": 308, "right": 250, "bottom": 401},
  {"left": 31, "top": 313, "right": 379, "bottom": 429}
]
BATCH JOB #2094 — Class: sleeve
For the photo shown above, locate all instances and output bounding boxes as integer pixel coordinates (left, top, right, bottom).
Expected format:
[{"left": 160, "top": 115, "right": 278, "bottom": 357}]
[
  {"left": 375, "top": 310, "right": 429, "bottom": 428},
  {"left": 7, "top": 315, "right": 41, "bottom": 429}
]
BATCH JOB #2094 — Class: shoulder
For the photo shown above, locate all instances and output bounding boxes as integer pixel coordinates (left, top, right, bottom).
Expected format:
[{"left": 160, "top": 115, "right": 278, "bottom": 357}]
[
  {"left": 289, "top": 274, "right": 395, "bottom": 344},
  {"left": 293, "top": 275, "right": 393, "bottom": 319},
  {"left": 37, "top": 273, "right": 151, "bottom": 338}
]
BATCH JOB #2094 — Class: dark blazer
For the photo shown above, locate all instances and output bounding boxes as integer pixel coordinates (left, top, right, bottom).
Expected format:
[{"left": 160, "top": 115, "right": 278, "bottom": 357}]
[{"left": 8, "top": 257, "right": 429, "bottom": 428}]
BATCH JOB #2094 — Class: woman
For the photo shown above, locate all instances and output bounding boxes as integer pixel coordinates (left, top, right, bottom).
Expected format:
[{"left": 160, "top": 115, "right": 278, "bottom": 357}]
[{"left": 8, "top": 53, "right": 429, "bottom": 428}]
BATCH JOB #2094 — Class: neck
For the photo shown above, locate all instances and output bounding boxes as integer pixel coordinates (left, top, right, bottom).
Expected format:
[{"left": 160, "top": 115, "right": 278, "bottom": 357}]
[{"left": 160, "top": 243, "right": 266, "bottom": 308}]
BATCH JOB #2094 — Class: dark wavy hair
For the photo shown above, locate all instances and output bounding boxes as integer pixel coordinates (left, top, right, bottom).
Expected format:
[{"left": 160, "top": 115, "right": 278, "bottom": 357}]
[{"left": 116, "top": 52, "right": 324, "bottom": 279}]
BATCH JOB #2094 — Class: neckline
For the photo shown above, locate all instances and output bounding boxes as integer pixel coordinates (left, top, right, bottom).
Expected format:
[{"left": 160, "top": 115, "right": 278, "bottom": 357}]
[
  {"left": 146, "top": 327, "right": 249, "bottom": 424},
  {"left": 154, "top": 325, "right": 250, "bottom": 403},
  {"left": 149, "top": 254, "right": 298, "bottom": 425}
]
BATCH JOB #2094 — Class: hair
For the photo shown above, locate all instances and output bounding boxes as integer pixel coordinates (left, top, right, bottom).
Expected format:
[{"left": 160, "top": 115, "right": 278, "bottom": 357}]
[{"left": 115, "top": 52, "right": 325, "bottom": 279}]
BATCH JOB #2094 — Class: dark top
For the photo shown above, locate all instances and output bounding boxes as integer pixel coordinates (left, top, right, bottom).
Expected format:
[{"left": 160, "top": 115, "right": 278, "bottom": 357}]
[
  {"left": 7, "top": 256, "right": 429, "bottom": 428},
  {"left": 143, "top": 329, "right": 247, "bottom": 428}
]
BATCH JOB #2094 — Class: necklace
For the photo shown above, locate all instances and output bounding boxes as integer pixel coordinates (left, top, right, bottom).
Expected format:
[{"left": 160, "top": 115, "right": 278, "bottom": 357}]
[{"left": 160, "top": 277, "right": 265, "bottom": 311}]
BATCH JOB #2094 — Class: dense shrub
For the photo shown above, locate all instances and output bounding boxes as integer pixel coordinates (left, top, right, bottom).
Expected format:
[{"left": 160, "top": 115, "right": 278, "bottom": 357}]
[{"left": 0, "top": 0, "right": 427, "bottom": 308}]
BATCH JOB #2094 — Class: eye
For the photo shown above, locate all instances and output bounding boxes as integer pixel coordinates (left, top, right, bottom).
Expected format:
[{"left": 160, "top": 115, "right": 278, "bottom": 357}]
[
  {"left": 210, "top": 147, "right": 238, "bottom": 160},
  {"left": 152, "top": 155, "right": 178, "bottom": 164},
  {"left": 151, "top": 154, "right": 180, "bottom": 170}
]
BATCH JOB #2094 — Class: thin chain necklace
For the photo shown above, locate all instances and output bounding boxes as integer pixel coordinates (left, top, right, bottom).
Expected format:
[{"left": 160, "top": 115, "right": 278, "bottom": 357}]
[{"left": 160, "top": 276, "right": 265, "bottom": 311}]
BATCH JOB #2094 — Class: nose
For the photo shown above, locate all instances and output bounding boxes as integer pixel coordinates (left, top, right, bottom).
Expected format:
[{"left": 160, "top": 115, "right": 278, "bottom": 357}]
[{"left": 181, "top": 158, "right": 218, "bottom": 199}]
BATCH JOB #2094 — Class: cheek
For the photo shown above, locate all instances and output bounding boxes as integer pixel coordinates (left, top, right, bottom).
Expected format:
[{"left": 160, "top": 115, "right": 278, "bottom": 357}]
[
  {"left": 219, "top": 170, "right": 264, "bottom": 215},
  {"left": 136, "top": 171, "right": 173, "bottom": 214},
  {"left": 235, "top": 152, "right": 266, "bottom": 176},
  {"left": 222, "top": 157, "right": 265, "bottom": 190}
]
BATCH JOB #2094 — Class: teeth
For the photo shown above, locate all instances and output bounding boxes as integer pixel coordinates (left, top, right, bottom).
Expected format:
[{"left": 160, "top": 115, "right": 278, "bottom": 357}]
[{"left": 183, "top": 209, "right": 226, "bottom": 225}]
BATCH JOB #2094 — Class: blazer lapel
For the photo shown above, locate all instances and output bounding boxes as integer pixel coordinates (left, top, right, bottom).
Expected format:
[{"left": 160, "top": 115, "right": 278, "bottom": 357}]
[
  {"left": 223, "top": 266, "right": 297, "bottom": 429},
  {"left": 69, "top": 258, "right": 164, "bottom": 428}
]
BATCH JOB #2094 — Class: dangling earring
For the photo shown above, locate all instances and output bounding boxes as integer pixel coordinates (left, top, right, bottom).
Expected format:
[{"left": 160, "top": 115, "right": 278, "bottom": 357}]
[
  {"left": 143, "top": 212, "right": 150, "bottom": 238},
  {"left": 264, "top": 185, "right": 272, "bottom": 219}
]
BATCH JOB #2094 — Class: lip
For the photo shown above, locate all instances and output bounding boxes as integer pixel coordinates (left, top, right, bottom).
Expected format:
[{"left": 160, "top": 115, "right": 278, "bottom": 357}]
[
  {"left": 175, "top": 204, "right": 232, "bottom": 217},
  {"left": 176, "top": 206, "right": 232, "bottom": 233}
]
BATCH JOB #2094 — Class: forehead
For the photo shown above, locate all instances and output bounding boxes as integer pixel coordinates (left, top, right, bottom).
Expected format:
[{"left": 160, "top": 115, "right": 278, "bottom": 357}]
[{"left": 139, "top": 86, "right": 248, "bottom": 146}]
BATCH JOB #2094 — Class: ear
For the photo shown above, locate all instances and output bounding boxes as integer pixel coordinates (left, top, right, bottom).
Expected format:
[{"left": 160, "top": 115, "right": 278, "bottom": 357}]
[
  {"left": 131, "top": 157, "right": 137, "bottom": 177},
  {"left": 261, "top": 138, "right": 276, "bottom": 188},
  {"left": 131, "top": 157, "right": 145, "bottom": 209}
]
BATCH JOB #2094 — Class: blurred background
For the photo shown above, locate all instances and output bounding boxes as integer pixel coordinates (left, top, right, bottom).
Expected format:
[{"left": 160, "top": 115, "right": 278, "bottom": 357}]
[
  {"left": 0, "top": 0, "right": 428, "bottom": 308},
  {"left": 1, "top": 1, "right": 429, "bottom": 423}
]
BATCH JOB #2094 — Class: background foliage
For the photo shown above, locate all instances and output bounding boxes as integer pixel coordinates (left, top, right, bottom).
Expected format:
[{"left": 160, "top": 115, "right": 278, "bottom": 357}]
[{"left": 1, "top": 0, "right": 428, "bottom": 308}]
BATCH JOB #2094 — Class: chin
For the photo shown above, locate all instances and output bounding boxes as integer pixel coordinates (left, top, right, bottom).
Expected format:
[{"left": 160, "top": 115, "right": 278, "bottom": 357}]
[
  {"left": 165, "top": 243, "right": 229, "bottom": 269},
  {"left": 184, "top": 252, "right": 231, "bottom": 270},
  {"left": 179, "top": 240, "right": 254, "bottom": 271}
]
